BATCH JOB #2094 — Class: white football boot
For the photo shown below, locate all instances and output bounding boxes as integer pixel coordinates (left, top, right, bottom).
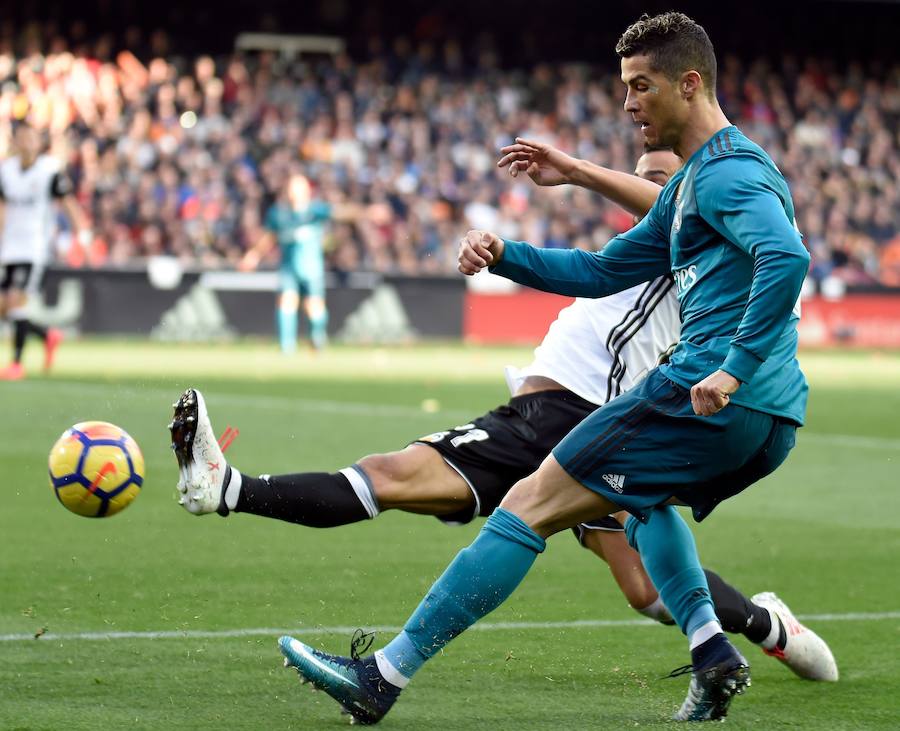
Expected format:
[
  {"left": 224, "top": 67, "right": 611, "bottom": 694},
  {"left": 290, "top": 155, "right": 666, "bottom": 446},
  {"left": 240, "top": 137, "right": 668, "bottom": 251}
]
[
  {"left": 169, "top": 388, "right": 231, "bottom": 515},
  {"left": 751, "top": 592, "right": 839, "bottom": 682}
]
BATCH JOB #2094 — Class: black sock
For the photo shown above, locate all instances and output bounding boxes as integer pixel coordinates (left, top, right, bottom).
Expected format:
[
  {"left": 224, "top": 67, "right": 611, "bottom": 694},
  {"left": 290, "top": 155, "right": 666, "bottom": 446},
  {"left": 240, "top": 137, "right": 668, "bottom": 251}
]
[
  {"left": 704, "top": 569, "right": 772, "bottom": 644},
  {"left": 235, "top": 470, "right": 374, "bottom": 527},
  {"left": 27, "top": 319, "right": 47, "bottom": 339},
  {"left": 12, "top": 319, "right": 27, "bottom": 363}
]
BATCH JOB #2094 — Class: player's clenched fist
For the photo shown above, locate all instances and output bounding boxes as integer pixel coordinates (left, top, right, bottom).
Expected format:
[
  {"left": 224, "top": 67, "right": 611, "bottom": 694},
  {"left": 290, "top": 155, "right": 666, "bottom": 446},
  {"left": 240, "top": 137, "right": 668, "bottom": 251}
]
[
  {"left": 690, "top": 369, "right": 740, "bottom": 416},
  {"left": 458, "top": 230, "right": 505, "bottom": 275}
]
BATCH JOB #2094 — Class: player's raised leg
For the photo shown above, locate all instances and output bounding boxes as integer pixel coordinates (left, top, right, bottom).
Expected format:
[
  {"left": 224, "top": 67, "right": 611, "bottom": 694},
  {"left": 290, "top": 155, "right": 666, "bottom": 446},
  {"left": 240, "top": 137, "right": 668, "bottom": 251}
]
[{"left": 169, "top": 387, "right": 475, "bottom": 522}]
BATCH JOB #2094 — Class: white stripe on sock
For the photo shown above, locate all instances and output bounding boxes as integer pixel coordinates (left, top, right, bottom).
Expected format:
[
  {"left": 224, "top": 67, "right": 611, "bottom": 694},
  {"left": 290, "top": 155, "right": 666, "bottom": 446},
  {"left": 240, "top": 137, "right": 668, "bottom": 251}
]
[
  {"left": 224, "top": 469, "right": 242, "bottom": 511},
  {"left": 374, "top": 649, "right": 409, "bottom": 688},
  {"left": 339, "top": 466, "right": 380, "bottom": 519},
  {"left": 689, "top": 620, "right": 723, "bottom": 650}
]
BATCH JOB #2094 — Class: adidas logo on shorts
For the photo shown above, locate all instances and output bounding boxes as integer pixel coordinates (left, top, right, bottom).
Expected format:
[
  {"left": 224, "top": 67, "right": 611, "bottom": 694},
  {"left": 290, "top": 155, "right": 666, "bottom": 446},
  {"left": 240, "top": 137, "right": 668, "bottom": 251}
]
[{"left": 601, "top": 473, "right": 626, "bottom": 493}]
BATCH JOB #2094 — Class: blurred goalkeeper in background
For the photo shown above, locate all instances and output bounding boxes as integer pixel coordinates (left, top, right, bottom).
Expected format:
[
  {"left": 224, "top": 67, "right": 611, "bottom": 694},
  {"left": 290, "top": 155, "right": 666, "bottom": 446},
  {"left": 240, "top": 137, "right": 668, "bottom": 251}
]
[{"left": 239, "top": 173, "right": 360, "bottom": 353}]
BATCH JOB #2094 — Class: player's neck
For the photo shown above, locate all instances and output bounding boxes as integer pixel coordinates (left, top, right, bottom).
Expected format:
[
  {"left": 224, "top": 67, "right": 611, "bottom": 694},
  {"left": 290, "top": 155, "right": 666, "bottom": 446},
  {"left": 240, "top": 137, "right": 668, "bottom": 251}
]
[
  {"left": 675, "top": 103, "right": 732, "bottom": 161},
  {"left": 18, "top": 153, "right": 37, "bottom": 169}
]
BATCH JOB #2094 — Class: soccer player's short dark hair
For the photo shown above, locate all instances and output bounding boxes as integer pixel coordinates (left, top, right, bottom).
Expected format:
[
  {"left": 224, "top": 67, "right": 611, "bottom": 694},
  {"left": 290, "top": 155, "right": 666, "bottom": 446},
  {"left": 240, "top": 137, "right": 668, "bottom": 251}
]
[
  {"left": 616, "top": 12, "right": 717, "bottom": 97},
  {"left": 643, "top": 144, "right": 676, "bottom": 154}
]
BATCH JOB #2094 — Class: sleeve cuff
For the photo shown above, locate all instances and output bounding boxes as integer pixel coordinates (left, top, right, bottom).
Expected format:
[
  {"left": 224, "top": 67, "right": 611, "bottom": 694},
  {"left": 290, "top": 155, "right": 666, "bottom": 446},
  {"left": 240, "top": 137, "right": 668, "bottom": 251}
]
[
  {"left": 489, "top": 239, "right": 525, "bottom": 275},
  {"left": 721, "top": 344, "right": 764, "bottom": 384}
]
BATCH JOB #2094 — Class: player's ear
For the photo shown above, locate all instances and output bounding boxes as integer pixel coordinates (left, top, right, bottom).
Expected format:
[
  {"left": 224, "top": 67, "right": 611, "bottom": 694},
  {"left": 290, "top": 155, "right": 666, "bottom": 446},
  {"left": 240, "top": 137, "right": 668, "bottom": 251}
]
[{"left": 680, "top": 71, "right": 702, "bottom": 99}]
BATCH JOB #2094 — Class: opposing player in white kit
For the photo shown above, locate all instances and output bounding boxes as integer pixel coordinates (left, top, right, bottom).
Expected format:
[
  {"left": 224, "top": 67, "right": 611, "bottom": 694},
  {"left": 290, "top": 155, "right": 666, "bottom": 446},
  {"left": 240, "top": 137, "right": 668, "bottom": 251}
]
[
  {"left": 168, "top": 147, "right": 837, "bottom": 683},
  {"left": 0, "top": 124, "right": 86, "bottom": 380}
]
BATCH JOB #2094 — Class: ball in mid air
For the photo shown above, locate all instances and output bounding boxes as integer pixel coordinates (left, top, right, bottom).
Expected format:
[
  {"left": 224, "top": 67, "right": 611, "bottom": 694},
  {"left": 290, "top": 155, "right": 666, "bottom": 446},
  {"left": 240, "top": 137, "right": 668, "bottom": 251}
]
[{"left": 48, "top": 421, "right": 145, "bottom": 517}]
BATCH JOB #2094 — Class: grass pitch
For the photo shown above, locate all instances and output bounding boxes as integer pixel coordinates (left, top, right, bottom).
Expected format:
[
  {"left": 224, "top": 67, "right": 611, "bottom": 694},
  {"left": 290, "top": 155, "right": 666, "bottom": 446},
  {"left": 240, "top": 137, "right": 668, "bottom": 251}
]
[{"left": 2, "top": 341, "right": 899, "bottom": 730}]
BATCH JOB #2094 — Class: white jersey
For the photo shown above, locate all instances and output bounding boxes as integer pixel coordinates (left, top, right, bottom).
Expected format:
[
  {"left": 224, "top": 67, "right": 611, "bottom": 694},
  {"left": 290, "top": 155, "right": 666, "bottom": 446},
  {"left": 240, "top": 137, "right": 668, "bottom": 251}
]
[
  {"left": 0, "top": 154, "right": 69, "bottom": 264},
  {"left": 505, "top": 276, "right": 681, "bottom": 406}
]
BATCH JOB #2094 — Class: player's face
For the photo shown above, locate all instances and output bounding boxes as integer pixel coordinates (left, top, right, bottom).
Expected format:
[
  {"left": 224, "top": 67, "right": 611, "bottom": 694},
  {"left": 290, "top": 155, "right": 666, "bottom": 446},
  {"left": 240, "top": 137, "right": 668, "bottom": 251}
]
[
  {"left": 14, "top": 126, "right": 41, "bottom": 159},
  {"left": 287, "top": 175, "right": 311, "bottom": 209},
  {"left": 621, "top": 55, "right": 688, "bottom": 148},
  {"left": 634, "top": 150, "right": 682, "bottom": 186}
]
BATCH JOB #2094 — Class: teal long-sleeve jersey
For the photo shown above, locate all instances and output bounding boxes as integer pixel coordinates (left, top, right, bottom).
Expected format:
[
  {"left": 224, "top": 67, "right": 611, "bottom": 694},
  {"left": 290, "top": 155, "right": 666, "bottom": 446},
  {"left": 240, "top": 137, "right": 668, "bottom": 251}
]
[{"left": 493, "top": 126, "right": 810, "bottom": 425}]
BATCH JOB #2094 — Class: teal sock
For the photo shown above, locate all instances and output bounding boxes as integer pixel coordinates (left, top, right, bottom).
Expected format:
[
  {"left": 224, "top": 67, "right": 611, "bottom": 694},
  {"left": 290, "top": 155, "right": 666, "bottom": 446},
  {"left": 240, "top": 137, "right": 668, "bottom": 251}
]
[
  {"left": 379, "top": 508, "right": 545, "bottom": 679},
  {"left": 309, "top": 311, "right": 328, "bottom": 350},
  {"left": 625, "top": 506, "right": 717, "bottom": 636},
  {"left": 277, "top": 306, "right": 298, "bottom": 353}
]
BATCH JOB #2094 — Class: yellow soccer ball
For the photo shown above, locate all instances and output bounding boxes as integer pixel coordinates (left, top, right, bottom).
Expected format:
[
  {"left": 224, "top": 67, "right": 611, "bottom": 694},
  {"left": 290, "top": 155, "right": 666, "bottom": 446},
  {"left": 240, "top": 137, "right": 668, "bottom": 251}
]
[{"left": 48, "top": 421, "right": 145, "bottom": 517}]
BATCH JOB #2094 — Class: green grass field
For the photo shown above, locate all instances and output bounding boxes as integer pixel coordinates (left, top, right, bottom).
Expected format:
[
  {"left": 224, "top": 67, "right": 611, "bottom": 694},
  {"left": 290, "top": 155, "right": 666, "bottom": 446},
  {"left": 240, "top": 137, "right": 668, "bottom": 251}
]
[{"left": 2, "top": 341, "right": 899, "bottom": 730}]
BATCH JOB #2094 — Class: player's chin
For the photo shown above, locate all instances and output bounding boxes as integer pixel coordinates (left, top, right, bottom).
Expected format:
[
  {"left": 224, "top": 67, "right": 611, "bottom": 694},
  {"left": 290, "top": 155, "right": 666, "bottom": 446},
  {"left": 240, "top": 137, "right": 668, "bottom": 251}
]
[{"left": 639, "top": 125, "right": 658, "bottom": 145}]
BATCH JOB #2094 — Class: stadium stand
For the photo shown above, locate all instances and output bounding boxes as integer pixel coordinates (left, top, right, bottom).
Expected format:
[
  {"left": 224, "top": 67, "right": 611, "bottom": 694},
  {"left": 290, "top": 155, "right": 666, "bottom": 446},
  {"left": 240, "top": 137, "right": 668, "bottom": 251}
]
[{"left": 0, "top": 25, "right": 897, "bottom": 284}]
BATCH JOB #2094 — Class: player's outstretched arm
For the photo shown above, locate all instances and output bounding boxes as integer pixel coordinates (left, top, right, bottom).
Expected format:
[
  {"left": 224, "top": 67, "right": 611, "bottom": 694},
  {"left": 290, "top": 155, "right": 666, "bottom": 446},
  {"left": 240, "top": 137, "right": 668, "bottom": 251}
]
[
  {"left": 239, "top": 231, "right": 275, "bottom": 271},
  {"left": 497, "top": 137, "right": 661, "bottom": 217},
  {"left": 458, "top": 223, "right": 670, "bottom": 299}
]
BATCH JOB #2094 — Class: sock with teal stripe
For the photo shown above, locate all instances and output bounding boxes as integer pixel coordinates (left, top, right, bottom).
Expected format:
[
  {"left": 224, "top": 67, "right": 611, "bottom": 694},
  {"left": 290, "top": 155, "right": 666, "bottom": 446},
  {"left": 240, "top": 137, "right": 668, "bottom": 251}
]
[
  {"left": 625, "top": 506, "right": 721, "bottom": 643},
  {"left": 375, "top": 508, "right": 546, "bottom": 685}
]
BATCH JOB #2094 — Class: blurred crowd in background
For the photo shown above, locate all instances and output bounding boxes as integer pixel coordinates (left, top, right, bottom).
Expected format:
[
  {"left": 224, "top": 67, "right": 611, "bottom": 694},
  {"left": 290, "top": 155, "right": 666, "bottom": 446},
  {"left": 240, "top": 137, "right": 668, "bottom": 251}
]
[{"left": 1, "top": 23, "right": 899, "bottom": 286}]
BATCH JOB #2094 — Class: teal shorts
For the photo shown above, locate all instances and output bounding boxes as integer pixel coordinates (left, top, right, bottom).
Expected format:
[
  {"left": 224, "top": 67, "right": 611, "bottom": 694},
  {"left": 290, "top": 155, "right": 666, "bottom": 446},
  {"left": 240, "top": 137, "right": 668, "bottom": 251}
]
[
  {"left": 279, "top": 262, "right": 325, "bottom": 299},
  {"left": 553, "top": 368, "right": 796, "bottom": 522}
]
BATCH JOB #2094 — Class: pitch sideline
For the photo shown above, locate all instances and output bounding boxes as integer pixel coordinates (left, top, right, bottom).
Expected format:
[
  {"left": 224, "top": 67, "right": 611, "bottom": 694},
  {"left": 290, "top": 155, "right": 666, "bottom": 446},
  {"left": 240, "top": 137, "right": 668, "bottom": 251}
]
[{"left": 2, "top": 610, "right": 898, "bottom": 643}]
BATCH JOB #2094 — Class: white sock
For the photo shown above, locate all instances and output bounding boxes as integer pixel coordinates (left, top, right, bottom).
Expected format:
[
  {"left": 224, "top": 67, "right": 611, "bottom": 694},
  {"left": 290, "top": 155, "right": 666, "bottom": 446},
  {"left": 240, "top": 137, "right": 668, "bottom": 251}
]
[
  {"left": 759, "top": 608, "right": 782, "bottom": 650},
  {"left": 374, "top": 650, "right": 409, "bottom": 688},
  {"left": 223, "top": 469, "right": 243, "bottom": 511},
  {"left": 689, "top": 620, "right": 723, "bottom": 650},
  {"left": 634, "top": 596, "right": 673, "bottom": 624}
]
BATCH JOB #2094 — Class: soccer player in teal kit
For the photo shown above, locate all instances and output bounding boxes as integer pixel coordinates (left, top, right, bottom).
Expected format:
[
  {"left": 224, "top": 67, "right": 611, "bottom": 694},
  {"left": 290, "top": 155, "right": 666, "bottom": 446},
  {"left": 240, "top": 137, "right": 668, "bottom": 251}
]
[
  {"left": 277, "top": 12, "right": 811, "bottom": 724},
  {"left": 241, "top": 174, "right": 333, "bottom": 352}
]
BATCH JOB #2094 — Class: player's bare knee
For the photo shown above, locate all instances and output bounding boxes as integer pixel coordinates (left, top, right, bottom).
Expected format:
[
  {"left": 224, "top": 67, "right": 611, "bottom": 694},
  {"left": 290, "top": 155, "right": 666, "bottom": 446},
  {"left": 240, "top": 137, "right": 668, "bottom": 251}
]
[
  {"left": 279, "top": 292, "right": 299, "bottom": 311},
  {"left": 358, "top": 452, "right": 410, "bottom": 495},
  {"left": 499, "top": 473, "right": 563, "bottom": 534},
  {"left": 305, "top": 297, "right": 326, "bottom": 318}
]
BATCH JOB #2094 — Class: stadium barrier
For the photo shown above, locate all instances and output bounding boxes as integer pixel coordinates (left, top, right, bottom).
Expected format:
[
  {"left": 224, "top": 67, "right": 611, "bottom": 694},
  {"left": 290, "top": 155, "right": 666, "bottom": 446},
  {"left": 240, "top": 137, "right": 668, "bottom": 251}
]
[
  {"left": 461, "top": 284, "right": 900, "bottom": 348},
  {"left": 35, "top": 266, "right": 464, "bottom": 342},
  {"left": 31, "top": 266, "right": 900, "bottom": 347},
  {"left": 796, "top": 295, "right": 900, "bottom": 348}
]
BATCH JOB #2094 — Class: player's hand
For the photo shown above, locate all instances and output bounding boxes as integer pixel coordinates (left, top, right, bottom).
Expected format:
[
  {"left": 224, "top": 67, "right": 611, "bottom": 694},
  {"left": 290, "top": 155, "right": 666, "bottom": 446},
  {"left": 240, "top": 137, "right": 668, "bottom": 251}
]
[
  {"left": 238, "top": 250, "right": 260, "bottom": 272},
  {"left": 690, "top": 370, "right": 740, "bottom": 416},
  {"left": 458, "top": 230, "right": 504, "bottom": 275},
  {"left": 496, "top": 137, "right": 577, "bottom": 186}
]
